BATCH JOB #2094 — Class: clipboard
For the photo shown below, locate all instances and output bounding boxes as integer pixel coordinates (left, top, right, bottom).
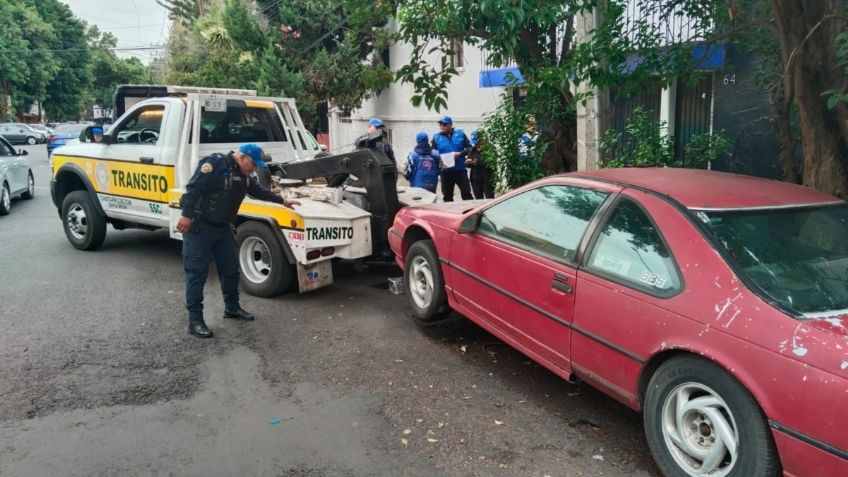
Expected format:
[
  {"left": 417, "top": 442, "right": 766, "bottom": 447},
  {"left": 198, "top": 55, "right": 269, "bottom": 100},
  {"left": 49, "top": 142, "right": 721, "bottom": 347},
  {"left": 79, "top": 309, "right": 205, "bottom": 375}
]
[{"left": 441, "top": 152, "right": 457, "bottom": 169}]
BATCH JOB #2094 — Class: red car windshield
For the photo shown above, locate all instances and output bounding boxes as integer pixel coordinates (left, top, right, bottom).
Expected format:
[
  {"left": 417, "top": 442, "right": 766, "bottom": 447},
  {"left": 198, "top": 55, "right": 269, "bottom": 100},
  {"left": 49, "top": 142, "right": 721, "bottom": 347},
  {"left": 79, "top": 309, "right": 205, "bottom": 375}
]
[{"left": 699, "top": 203, "right": 848, "bottom": 316}]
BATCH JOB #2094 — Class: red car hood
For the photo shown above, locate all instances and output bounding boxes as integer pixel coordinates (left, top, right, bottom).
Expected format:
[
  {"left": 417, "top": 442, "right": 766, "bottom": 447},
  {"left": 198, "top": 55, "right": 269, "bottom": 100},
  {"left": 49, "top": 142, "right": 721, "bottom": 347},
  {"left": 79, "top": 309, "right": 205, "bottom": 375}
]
[{"left": 407, "top": 199, "right": 491, "bottom": 215}]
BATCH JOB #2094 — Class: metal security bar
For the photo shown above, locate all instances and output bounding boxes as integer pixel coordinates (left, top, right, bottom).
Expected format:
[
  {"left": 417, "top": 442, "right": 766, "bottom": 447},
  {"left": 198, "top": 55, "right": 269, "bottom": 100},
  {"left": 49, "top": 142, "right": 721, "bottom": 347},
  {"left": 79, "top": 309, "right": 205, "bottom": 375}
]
[
  {"left": 622, "top": 1, "right": 708, "bottom": 46},
  {"left": 674, "top": 74, "right": 714, "bottom": 166}
]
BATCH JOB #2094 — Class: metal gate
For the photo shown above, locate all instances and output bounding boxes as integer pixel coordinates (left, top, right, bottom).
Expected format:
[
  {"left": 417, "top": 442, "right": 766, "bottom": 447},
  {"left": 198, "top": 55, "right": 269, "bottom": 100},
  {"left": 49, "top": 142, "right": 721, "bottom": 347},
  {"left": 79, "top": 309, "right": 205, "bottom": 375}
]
[
  {"left": 608, "top": 78, "right": 662, "bottom": 135},
  {"left": 674, "top": 74, "right": 714, "bottom": 166}
]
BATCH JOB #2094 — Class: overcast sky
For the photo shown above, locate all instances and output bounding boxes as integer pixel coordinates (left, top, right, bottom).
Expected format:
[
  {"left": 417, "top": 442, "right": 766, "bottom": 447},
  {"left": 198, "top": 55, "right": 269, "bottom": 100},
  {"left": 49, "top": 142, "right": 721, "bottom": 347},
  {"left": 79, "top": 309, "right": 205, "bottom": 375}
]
[{"left": 62, "top": 0, "right": 170, "bottom": 63}]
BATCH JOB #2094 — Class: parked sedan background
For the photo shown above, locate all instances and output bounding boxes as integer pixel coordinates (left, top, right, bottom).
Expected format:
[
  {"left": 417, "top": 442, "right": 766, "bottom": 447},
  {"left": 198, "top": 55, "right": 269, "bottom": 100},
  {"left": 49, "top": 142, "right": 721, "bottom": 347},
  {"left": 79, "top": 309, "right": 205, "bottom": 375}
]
[
  {"left": 47, "top": 123, "right": 89, "bottom": 156},
  {"left": 0, "top": 123, "right": 45, "bottom": 145},
  {"left": 0, "top": 135, "right": 34, "bottom": 215},
  {"left": 389, "top": 168, "right": 848, "bottom": 477},
  {"left": 27, "top": 123, "right": 53, "bottom": 137}
]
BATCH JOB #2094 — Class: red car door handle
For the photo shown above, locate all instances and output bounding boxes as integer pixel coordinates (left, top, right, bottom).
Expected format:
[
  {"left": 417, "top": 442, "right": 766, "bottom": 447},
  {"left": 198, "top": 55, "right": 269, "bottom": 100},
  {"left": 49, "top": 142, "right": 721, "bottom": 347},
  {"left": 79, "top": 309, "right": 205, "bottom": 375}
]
[{"left": 552, "top": 280, "right": 573, "bottom": 294}]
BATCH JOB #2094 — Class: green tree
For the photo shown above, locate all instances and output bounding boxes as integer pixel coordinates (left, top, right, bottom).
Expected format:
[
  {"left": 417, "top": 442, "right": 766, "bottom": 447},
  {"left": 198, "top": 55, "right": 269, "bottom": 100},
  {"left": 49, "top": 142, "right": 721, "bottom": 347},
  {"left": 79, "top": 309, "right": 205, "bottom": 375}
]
[
  {"left": 258, "top": 0, "right": 395, "bottom": 112},
  {"left": 479, "top": 97, "right": 545, "bottom": 191},
  {"left": 88, "top": 27, "right": 153, "bottom": 118},
  {"left": 396, "top": 0, "right": 592, "bottom": 176},
  {"left": 23, "top": 0, "right": 93, "bottom": 120},
  {"left": 0, "top": 0, "right": 60, "bottom": 121},
  {"left": 163, "top": 0, "right": 393, "bottom": 128},
  {"left": 590, "top": 1, "right": 848, "bottom": 195}
]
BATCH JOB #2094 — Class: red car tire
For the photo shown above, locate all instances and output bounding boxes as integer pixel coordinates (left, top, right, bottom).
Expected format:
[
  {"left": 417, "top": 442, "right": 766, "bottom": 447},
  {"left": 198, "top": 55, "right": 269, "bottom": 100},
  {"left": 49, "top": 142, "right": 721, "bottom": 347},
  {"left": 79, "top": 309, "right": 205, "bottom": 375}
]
[
  {"left": 404, "top": 239, "right": 450, "bottom": 323},
  {"left": 644, "top": 355, "right": 780, "bottom": 477}
]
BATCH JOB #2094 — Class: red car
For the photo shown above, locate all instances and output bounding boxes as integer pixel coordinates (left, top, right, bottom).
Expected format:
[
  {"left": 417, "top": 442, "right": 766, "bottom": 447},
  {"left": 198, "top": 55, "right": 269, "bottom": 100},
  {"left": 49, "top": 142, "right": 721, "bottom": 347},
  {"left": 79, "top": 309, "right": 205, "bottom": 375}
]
[{"left": 388, "top": 168, "right": 848, "bottom": 477}]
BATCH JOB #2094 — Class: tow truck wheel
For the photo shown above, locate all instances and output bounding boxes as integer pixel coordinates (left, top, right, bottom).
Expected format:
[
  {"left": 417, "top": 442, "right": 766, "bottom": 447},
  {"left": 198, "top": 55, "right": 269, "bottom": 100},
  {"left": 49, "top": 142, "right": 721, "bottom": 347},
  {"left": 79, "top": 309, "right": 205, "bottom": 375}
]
[
  {"left": 61, "top": 190, "right": 106, "bottom": 250},
  {"left": 237, "top": 221, "right": 294, "bottom": 297}
]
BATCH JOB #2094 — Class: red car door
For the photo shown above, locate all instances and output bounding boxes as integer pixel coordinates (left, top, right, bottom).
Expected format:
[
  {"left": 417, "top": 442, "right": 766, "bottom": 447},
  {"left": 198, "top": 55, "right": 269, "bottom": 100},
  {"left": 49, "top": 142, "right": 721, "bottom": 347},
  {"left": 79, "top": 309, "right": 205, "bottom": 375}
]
[
  {"left": 572, "top": 190, "right": 687, "bottom": 402},
  {"left": 447, "top": 182, "right": 614, "bottom": 373}
]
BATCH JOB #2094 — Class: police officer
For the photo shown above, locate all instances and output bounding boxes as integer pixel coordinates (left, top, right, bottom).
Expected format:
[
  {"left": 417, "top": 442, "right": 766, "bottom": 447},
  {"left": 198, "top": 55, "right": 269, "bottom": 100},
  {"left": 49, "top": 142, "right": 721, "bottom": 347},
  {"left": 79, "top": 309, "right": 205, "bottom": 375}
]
[
  {"left": 355, "top": 117, "right": 397, "bottom": 166},
  {"left": 431, "top": 115, "right": 473, "bottom": 202},
  {"left": 466, "top": 129, "right": 495, "bottom": 199},
  {"left": 176, "top": 143, "right": 300, "bottom": 338}
]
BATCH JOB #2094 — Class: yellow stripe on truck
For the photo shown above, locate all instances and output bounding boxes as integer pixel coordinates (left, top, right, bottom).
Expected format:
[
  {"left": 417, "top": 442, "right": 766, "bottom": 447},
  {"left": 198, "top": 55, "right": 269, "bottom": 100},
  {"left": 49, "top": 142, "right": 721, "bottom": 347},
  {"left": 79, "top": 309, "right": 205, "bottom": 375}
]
[
  {"left": 168, "top": 190, "right": 304, "bottom": 229},
  {"left": 53, "top": 155, "right": 174, "bottom": 203},
  {"left": 55, "top": 155, "right": 304, "bottom": 229},
  {"left": 244, "top": 100, "right": 274, "bottom": 109},
  {"left": 239, "top": 202, "right": 304, "bottom": 230}
]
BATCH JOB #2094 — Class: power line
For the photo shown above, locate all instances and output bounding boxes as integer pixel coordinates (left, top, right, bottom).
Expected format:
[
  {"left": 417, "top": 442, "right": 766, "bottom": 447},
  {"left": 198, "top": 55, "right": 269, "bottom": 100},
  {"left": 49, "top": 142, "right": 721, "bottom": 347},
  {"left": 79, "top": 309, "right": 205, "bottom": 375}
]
[
  {"left": 101, "top": 23, "right": 166, "bottom": 31},
  {"left": 0, "top": 46, "right": 165, "bottom": 53}
]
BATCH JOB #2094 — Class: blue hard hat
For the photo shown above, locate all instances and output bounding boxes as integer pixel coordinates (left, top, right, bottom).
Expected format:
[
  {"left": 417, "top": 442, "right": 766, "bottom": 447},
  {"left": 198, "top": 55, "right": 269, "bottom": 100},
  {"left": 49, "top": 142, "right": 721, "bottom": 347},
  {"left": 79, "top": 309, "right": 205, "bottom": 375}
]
[
  {"left": 368, "top": 117, "right": 384, "bottom": 128},
  {"left": 415, "top": 131, "right": 428, "bottom": 144},
  {"left": 92, "top": 127, "right": 103, "bottom": 136},
  {"left": 470, "top": 129, "right": 480, "bottom": 146},
  {"left": 238, "top": 143, "right": 268, "bottom": 168},
  {"left": 438, "top": 115, "right": 453, "bottom": 125}
]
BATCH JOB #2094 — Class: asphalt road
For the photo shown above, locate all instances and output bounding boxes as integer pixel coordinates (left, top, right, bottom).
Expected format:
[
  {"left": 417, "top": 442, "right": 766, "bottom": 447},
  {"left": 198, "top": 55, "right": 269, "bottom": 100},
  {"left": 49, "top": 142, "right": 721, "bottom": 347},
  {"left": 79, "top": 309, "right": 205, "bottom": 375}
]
[{"left": 0, "top": 144, "right": 661, "bottom": 477}]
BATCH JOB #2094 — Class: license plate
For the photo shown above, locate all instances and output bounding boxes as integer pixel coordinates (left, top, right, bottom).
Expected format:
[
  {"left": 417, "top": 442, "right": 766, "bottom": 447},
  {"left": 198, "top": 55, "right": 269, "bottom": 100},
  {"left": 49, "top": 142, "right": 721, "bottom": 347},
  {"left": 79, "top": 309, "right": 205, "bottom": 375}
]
[
  {"left": 204, "top": 96, "right": 227, "bottom": 112},
  {"left": 297, "top": 260, "right": 333, "bottom": 292}
]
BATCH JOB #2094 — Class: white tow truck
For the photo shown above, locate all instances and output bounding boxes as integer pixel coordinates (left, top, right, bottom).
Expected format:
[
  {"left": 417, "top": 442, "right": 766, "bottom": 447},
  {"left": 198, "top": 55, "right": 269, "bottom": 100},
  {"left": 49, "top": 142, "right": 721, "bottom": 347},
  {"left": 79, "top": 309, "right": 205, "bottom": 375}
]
[{"left": 50, "top": 85, "right": 433, "bottom": 296}]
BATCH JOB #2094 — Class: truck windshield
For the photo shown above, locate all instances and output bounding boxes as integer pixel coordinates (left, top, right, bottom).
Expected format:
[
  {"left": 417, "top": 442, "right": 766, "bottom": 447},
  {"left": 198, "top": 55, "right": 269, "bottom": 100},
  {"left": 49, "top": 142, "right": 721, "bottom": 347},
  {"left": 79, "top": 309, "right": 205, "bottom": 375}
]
[
  {"left": 199, "top": 104, "right": 287, "bottom": 144},
  {"left": 698, "top": 203, "right": 848, "bottom": 316}
]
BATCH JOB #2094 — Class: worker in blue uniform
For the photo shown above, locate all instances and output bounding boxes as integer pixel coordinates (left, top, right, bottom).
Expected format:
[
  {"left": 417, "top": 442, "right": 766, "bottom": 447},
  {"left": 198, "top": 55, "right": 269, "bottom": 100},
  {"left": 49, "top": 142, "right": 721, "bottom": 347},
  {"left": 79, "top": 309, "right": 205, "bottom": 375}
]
[
  {"left": 403, "top": 132, "right": 442, "bottom": 193},
  {"left": 176, "top": 143, "right": 300, "bottom": 338},
  {"left": 431, "top": 115, "right": 473, "bottom": 202}
]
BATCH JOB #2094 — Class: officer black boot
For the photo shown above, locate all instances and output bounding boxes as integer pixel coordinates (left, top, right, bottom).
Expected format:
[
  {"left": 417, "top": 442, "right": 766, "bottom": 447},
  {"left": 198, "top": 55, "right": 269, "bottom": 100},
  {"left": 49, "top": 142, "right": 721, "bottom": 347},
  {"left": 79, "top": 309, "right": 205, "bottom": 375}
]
[
  {"left": 188, "top": 320, "right": 214, "bottom": 338},
  {"left": 223, "top": 307, "right": 255, "bottom": 321}
]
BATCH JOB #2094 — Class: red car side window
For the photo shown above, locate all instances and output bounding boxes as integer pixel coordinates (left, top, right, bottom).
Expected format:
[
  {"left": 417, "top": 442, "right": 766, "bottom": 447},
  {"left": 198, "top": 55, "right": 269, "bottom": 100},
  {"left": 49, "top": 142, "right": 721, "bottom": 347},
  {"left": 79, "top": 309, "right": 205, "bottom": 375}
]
[
  {"left": 587, "top": 198, "right": 682, "bottom": 296},
  {"left": 477, "top": 185, "right": 608, "bottom": 263}
]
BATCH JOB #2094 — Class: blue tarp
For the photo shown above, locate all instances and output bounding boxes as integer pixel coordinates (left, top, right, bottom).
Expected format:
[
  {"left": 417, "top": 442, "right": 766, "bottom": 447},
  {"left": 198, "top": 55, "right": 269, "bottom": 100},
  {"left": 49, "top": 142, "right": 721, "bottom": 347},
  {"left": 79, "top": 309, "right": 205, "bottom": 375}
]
[
  {"left": 622, "top": 43, "right": 727, "bottom": 74},
  {"left": 479, "top": 66, "right": 525, "bottom": 88},
  {"left": 691, "top": 43, "right": 726, "bottom": 70},
  {"left": 480, "top": 44, "right": 726, "bottom": 88}
]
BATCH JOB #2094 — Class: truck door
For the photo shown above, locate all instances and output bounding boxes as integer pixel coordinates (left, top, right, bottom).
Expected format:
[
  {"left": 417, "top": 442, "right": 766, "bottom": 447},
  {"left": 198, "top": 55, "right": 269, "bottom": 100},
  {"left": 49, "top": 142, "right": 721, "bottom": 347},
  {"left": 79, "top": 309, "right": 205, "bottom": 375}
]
[{"left": 99, "top": 101, "right": 173, "bottom": 225}]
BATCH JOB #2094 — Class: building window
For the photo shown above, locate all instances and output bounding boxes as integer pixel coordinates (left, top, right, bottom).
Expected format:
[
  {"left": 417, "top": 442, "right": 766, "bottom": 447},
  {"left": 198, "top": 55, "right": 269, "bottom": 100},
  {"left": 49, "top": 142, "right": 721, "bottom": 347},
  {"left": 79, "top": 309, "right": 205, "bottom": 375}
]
[{"left": 447, "top": 39, "right": 464, "bottom": 69}]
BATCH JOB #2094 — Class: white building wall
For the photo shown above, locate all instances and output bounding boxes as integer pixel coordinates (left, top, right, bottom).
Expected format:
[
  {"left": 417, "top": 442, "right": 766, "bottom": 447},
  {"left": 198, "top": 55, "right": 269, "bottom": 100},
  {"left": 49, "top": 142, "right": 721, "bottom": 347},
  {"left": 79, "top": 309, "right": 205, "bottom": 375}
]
[{"left": 329, "top": 28, "right": 506, "bottom": 164}]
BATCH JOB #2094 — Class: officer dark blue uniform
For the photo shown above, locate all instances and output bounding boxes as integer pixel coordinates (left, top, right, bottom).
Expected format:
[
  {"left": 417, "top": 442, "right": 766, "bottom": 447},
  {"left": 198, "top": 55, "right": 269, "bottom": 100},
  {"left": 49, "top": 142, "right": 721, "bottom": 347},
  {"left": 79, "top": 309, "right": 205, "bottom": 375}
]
[
  {"left": 354, "top": 117, "right": 397, "bottom": 165},
  {"left": 177, "top": 143, "right": 299, "bottom": 338}
]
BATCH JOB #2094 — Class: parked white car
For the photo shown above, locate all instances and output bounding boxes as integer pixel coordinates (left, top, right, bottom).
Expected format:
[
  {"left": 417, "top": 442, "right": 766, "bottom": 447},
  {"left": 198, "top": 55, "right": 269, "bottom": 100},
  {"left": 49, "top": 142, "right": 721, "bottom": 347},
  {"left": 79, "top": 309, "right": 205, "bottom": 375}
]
[{"left": 0, "top": 135, "right": 35, "bottom": 215}]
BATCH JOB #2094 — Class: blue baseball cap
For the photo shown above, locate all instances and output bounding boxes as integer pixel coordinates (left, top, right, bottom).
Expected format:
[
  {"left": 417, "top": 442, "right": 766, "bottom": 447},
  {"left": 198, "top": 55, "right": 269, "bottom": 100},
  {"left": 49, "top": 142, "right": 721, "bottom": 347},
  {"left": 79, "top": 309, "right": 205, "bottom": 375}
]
[
  {"left": 470, "top": 129, "right": 480, "bottom": 146},
  {"left": 238, "top": 143, "right": 268, "bottom": 168},
  {"left": 92, "top": 127, "right": 103, "bottom": 136},
  {"left": 438, "top": 115, "right": 453, "bottom": 125},
  {"left": 415, "top": 131, "right": 428, "bottom": 144},
  {"left": 368, "top": 117, "right": 384, "bottom": 128}
]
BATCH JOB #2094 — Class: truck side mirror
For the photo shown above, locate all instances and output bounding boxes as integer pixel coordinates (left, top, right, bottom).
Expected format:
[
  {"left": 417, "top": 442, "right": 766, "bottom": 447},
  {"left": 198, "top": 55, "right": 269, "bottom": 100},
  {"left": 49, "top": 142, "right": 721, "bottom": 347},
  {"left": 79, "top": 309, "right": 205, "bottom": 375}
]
[{"left": 81, "top": 125, "right": 108, "bottom": 144}]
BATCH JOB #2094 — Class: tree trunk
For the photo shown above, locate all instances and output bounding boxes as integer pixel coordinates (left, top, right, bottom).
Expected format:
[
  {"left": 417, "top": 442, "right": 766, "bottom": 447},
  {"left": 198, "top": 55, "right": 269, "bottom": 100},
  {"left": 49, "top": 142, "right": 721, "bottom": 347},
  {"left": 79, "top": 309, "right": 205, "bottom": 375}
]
[
  {"left": 771, "top": 101, "right": 798, "bottom": 183},
  {"left": 773, "top": 0, "right": 848, "bottom": 196},
  {"left": 0, "top": 79, "right": 8, "bottom": 121},
  {"left": 543, "top": 119, "right": 577, "bottom": 174},
  {"left": 539, "top": 90, "right": 578, "bottom": 174}
]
